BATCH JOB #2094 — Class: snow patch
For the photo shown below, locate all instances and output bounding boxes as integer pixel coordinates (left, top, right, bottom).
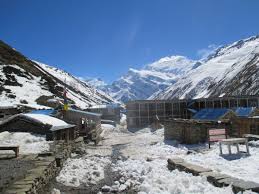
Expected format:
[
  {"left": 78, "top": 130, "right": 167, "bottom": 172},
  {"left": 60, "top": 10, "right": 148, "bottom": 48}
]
[
  {"left": 112, "top": 159, "right": 233, "bottom": 194},
  {"left": 0, "top": 131, "right": 49, "bottom": 154},
  {"left": 182, "top": 143, "right": 259, "bottom": 184},
  {"left": 56, "top": 155, "right": 111, "bottom": 187}
]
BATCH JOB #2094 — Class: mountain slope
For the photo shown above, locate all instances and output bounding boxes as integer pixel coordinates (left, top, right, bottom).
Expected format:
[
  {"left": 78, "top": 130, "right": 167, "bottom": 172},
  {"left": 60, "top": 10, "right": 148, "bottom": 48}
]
[
  {"left": 103, "top": 56, "right": 197, "bottom": 102},
  {"left": 152, "top": 36, "right": 259, "bottom": 100},
  {"left": 0, "top": 40, "right": 115, "bottom": 109}
]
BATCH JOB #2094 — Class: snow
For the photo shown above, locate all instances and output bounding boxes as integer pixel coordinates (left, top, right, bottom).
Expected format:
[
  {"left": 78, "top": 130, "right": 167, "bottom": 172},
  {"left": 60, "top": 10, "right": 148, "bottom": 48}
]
[
  {"left": 101, "top": 124, "right": 115, "bottom": 131},
  {"left": 120, "top": 113, "right": 127, "bottom": 126},
  {"left": 51, "top": 188, "right": 61, "bottom": 194},
  {"left": 0, "top": 131, "right": 49, "bottom": 154},
  {"left": 23, "top": 113, "right": 69, "bottom": 129},
  {"left": 35, "top": 61, "right": 115, "bottom": 108},
  {"left": 56, "top": 155, "right": 111, "bottom": 187},
  {"left": 181, "top": 143, "right": 259, "bottom": 184},
  {"left": 0, "top": 64, "right": 53, "bottom": 107},
  {"left": 113, "top": 159, "right": 233, "bottom": 194},
  {"left": 55, "top": 125, "right": 259, "bottom": 193},
  {"left": 103, "top": 55, "right": 196, "bottom": 102},
  {"left": 153, "top": 36, "right": 259, "bottom": 99},
  {"left": 249, "top": 140, "right": 259, "bottom": 147}
]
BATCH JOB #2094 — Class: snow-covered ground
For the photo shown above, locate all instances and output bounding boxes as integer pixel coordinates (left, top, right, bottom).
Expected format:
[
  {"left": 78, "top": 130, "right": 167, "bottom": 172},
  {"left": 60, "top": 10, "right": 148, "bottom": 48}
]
[
  {"left": 182, "top": 143, "right": 259, "bottom": 184},
  {"left": 54, "top": 123, "right": 259, "bottom": 193},
  {"left": 0, "top": 131, "right": 50, "bottom": 154},
  {"left": 113, "top": 159, "right": 233, "bottom": 194},
  {"left": 56, "top": 155, "right": 111, "bottom": 187}
]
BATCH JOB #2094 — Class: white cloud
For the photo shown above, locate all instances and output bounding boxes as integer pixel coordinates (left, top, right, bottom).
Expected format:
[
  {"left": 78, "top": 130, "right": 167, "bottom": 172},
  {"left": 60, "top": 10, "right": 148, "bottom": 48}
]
[{"left": 197, "top": 44, "right": 219, "bottom": 59}]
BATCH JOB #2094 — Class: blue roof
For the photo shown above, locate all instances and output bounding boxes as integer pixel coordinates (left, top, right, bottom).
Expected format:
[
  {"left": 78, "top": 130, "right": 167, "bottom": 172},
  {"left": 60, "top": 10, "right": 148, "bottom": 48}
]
[
  {"left": 193, "top": 108, "right": 230, "bottom": 121},
  {"left": 30, "top": 109, "right": 56, "bottom": 115},
  {"left": 234, "top": 107, "right": 255, "bottom": 117}
]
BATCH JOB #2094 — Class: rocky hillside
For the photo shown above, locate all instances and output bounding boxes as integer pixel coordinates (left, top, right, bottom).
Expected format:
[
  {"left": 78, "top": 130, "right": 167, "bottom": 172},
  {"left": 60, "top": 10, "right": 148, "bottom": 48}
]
[
  {"left": 151, "top": 36, "right": 259, "bottom": 100},
  {"left": 0, "top": 40, "right": 115, "bottom": 109},
  {"left": 101, "top": 56, "right": 198, "bottom": 102}
]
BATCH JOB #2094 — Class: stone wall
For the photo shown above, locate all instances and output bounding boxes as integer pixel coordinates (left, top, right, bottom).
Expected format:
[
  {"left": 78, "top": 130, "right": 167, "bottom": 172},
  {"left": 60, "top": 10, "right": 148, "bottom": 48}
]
[
  {"left": 63, "top": 109, "right": 103, "bottom": 144},
  {"left": 233, "top": 117, "right": 259, "bottom": 136},
  {"left": 3, "top": 143, "right": 73, "bottom": 194},
  {"left": 168, "top": 157, "right": 259, "bottom": 193},
  {"left": 164, "top": 119, "right": 229, "bottom": 144}
]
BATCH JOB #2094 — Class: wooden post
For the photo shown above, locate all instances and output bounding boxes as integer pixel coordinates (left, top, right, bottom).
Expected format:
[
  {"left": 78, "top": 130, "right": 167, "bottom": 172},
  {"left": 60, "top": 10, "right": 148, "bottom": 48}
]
[
  {"left": 219, "top": 142, "right": 223, "bottom": 155},
  {"left": 138, "top": 103, "right": 141, "bottom": 127},
  {"left": 178, "top": 101, "right": 182, "bottom": 118},
  {"left": 228, "top": 145, "right": 232, "bottom": 154},
  {"left": 66, "top": 129, "right": 69, "bottom": 143},
  {"left": 164, "top": 101, "right": 166, "bottom": 120},
  {"left": 147, "top": 102, "right": 150, "bottom": 124},
  {"left": 172, "top": 102, "right": 174, "bottom": 118},
  {"left": 236, "top": 144, "right": 240, "bottom": 153}
]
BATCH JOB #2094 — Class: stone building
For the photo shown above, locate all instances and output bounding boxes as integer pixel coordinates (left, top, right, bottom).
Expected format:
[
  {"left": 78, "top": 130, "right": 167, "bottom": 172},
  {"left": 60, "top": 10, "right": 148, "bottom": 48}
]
[
  {"left": 164, "top": 119, "right": 229, "bottom": 144},
  {"left": 232, "top": 107, "right": 259, "bottom": 136},
  {"left": 62, "top": 109, "right": 102, "bottom": 144},
  {"left": 164, "top": 108, "right": 236, "bottom": 144},
  {"left": 0, "top": 113, "right": 76, "bottom": 141},
  {"left": 0, "top": 105, "right": 22, "bottom": 122}
]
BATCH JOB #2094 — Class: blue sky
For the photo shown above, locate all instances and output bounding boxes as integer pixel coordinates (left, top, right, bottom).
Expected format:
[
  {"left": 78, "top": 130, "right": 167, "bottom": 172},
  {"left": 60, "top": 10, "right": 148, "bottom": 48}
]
[{"left": 1, "top": 0, "right": 259, "bottom": 83}]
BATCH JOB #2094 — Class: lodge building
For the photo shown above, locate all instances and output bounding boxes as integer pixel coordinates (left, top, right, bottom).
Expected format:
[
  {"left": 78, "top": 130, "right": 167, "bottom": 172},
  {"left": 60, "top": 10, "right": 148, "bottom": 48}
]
[{"left": 126, "top": 96, "right": 259, "bottom": 129}]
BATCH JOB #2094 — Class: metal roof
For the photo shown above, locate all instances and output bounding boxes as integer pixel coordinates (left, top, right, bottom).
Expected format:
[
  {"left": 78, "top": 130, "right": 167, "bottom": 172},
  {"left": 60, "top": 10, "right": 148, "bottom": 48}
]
[
  {"left": 234, "top": 107, "right": 255, "bottom": 117},
  {"left": 193, "top": 108, "right": 231, "bottom": 121},
  {"left": 30, "top": 109, "right": 56, "bottom": 115}
]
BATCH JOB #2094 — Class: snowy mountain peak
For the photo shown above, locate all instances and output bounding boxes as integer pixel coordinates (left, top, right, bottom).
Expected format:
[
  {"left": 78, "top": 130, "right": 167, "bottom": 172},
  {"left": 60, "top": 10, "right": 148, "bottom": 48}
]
[
  {"left": 145, "top": 55, "right": 195, "bottom": 73},
  {"left": 102, "top": 55, "right": 197, "bottom": 103},
  {"left": 152, "top": 35, "right": 259, "bottom": 100}
]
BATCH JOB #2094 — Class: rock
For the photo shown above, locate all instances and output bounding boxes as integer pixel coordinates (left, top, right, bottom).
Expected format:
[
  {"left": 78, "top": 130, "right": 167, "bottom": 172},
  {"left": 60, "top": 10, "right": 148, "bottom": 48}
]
[
  {"left": 119, "top": 184, "right": 127, "bottom": 191},
  {"left": 218, "top": 177, "right": 259, "bottom": 193},
  {"left": 124, "top": 180, "right": 132, "bottom": 188},
  {"left": 101, "top": 185, "right": 111, "bottom": 192},
  {"left": 200, "top": 171, "right": 230, "bottom": 186},
  {"left": 114, "top": 181, "right": 120, "bottom": 185},
  {"left": 183, "top": 163, "right": 212, "bottom": 176},
  {"left": 51, "top": 188, "right": 61, "bottom": 194},
  {"left": 111, "top": 182, "right": 120, "bottom": 193},
  {"left": 93, "top": 171, "right": 100, "bottom": 177},
  {"left": 119, "top": 177, "right": 125, "bottom": 184},
  {"left": 186, "top": 150, "right": 196, "bottom": 155},
  {"left": 20, "top": 99, "right": 28, "bottom": 104}
]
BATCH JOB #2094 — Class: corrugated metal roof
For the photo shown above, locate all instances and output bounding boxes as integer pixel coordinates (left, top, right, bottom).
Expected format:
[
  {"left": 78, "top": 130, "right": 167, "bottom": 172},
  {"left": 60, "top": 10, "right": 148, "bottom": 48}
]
[
  {"left": 30, "top": 109, "right": 56, "bottom": 115},
  {"left": 193, "top": 108, "right": 230, "bottom": 121},
  {"left": 234, "top": 107, "right": 255, "bottom": 117}
]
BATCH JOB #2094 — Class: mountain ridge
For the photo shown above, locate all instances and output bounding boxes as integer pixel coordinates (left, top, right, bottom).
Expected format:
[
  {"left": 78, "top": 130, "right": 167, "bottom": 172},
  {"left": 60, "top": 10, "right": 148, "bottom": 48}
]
[
  {"left": 0, "top": 40, "right": 115, "bottom": 109},
  {"left": 151, "top": 35, "right": 259, "bottom": 100},
  {"left": 91, "top": 55, "right": 198, "bottom": 103}
]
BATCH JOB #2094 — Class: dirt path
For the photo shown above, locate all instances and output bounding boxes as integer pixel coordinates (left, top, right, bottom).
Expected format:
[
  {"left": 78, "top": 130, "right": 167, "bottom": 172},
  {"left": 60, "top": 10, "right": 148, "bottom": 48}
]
[{"left": 44, "top": 125, "right": 144, "bottom": 194}]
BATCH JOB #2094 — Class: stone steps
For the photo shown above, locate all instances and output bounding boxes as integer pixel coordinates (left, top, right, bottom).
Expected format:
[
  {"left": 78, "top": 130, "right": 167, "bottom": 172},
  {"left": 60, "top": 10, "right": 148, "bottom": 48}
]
[{"left": 167, "top": 157, "right": 259, "bottom": 193}]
